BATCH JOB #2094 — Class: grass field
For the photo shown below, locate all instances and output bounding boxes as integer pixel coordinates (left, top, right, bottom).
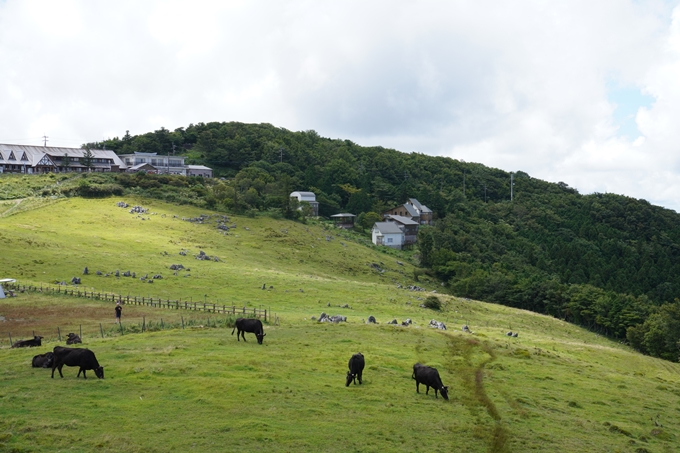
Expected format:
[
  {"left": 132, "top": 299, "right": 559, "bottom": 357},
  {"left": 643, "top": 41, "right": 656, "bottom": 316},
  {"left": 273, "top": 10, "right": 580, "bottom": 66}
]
[{"left": 2, "top": 196, "right": 680, "bottom": 452}]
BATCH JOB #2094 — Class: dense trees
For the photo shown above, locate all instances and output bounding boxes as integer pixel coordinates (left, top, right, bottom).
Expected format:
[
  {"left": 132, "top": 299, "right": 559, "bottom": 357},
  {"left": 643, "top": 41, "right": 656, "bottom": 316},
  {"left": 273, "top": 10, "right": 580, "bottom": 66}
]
[{"left": 85, "top": 121, "right": 680, "bottom": 361}]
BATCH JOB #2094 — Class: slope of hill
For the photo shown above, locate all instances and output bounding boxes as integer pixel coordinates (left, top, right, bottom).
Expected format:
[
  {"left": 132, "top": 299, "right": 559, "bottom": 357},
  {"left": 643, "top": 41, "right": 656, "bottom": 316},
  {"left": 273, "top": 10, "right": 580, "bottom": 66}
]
[
  {"left": 1, "top": 196, "right": 680, "bottom": 452},
  {"left": 77, "top": 122, "right": 680, "bottom": 361}
]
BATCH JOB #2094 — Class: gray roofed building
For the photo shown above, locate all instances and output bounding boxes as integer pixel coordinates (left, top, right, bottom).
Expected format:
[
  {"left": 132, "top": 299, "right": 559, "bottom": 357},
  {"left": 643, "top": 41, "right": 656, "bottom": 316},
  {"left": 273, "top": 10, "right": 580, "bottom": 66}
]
[
  {"left": 0, "top": 144, "right": 124, "bottom": 174},
  {"left": 371, "top": 221, "right": 405, "bottom": 249}
]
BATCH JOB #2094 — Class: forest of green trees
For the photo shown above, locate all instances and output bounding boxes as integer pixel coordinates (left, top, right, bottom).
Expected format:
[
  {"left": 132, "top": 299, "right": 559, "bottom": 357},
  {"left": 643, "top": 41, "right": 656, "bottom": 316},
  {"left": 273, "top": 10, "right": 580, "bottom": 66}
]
[{"left": 85, "top": 122, "right": 680, "bottom": 362}]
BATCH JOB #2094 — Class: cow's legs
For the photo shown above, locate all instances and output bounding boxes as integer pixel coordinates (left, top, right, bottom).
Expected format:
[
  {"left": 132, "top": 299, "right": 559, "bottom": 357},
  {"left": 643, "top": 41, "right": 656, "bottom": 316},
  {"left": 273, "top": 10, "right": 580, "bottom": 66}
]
[
  {"left": 240, "top": 331, "right": 247, "bottom": 342},
  {"left": 358, "top": 372, "right": 362, "bottom": 385},
  {"left": 425, "top": 385, "right": 430, "bottom": 395},
  {"left": 415, "top": 381, "right": 420, "bottom": 393},
  {"left": 58, "top": 364, "right": 64, "bottom": 378}
]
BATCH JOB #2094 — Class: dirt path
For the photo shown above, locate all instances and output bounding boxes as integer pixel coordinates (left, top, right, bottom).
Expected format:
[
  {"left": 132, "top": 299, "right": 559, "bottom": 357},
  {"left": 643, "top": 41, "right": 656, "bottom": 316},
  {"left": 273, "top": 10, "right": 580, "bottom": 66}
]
[{"left": 449, "top": 336, "right": 510, "bottom": 453}]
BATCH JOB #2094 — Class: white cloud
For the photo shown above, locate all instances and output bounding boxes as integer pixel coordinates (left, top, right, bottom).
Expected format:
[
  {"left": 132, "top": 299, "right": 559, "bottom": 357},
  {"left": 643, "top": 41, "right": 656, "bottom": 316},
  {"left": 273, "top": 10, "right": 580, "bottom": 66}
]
[{"left": 2, "top": 0, "right": 680, "bottom": 210}]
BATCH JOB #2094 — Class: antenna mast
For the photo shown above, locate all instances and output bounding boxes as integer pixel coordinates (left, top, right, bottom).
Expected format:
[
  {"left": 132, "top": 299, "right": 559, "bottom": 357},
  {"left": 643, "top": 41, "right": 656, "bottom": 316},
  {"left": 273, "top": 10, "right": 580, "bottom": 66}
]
[
  {"left": 510, "top": 173, "right": 514, "bottom": 201},
  {"left": 42, "top": 135, "right": 49, "bottom": 147}
]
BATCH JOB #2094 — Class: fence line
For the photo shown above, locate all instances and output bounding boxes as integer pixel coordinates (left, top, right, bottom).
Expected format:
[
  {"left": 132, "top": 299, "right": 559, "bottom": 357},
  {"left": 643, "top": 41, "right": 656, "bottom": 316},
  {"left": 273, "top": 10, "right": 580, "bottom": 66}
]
[
  {"left": 5, "top": 282, "right": 271, "bottom": 321},
  {"left": 3, "top": 313, "right": 242, "bottom": 348}
]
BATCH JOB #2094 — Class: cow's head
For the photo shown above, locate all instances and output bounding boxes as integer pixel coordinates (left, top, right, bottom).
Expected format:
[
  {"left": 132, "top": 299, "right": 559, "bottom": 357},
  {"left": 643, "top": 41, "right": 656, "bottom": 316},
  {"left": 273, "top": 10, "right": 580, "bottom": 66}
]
[
  {"left": 256, "top": 332, "right": 266, "bottom": 345},
  {"left": 95, "top": 367, "right": 105, "bottom": 379},
  {"left": 345, "top": 371, "right": 355, "bottom": 387},
  {"left": 440, "top": 386, "right": 449, "bottom": 400}
]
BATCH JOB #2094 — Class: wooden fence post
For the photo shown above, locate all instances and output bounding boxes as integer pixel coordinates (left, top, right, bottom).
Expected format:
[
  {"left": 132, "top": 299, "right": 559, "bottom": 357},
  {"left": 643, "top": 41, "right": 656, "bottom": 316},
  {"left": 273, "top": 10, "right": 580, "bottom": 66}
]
[
  {"left": 57, "top": 327, "right": 61, "bottom": 341},
  {"left": 100, "top": 323, "right": 104, "bottom": 338},
  {"left": 181, "top": 316, "right": 184, "bottom": 329},
  {"left": 142, "top": 316, "right": 146, "bottom": 333},
  {"left": 8, "top": 333, "right": 12, "bottom": 347}
]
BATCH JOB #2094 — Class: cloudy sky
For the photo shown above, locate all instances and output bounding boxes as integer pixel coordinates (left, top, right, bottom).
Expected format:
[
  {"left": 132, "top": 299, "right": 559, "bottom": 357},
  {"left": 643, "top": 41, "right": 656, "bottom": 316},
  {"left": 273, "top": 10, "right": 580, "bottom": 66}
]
[{"left": 2, "top": 1, "right": 680, "bottom": 210}]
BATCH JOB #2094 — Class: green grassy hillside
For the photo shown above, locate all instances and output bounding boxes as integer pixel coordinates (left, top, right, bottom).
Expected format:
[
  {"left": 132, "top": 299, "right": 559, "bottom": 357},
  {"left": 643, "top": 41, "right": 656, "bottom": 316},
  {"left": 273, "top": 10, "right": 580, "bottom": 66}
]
[{"left": 1, "top": 197, "right": 680, "bottom": 453}]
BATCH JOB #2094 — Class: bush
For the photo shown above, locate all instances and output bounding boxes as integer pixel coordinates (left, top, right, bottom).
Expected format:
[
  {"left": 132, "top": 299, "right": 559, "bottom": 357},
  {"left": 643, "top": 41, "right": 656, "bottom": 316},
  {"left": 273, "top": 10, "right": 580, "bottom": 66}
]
[
  {"left": 423, "top": 296, "right": 442, "bottom": 310},
  {"left": 79, "top": 183, "right": 125, "bottom": 197}
]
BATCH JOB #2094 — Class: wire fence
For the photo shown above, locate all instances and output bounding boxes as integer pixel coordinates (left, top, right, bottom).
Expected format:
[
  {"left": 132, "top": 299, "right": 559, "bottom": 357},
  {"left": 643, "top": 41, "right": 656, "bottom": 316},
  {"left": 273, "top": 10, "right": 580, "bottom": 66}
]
[
  {"left": 5, "top": 314, "right": 238, "bottom": 348},
  {"left": 2, "top": 282, "right": 281, "bottom": 348}
]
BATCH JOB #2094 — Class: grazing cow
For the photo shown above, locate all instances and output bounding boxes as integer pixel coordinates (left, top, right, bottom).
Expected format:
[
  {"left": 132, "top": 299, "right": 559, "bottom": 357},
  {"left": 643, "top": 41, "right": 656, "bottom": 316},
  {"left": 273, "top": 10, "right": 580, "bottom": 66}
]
[
  {"left": 346, "top": 353, "right": 365, "bottom": 387},
  {"left": 32, "top": 352, "right": 54, "bottom": 368},
  {"left": 66, "top": 333, "right": 82, "bottom": 345},
  {"left": 231, "top": 318, "right": 266, "bottom": 344},
  {"left": 51, "top": 346, "right": 104, "bottom": 379},
  {"left": 12, "top": 336, "right": 43, "bottom": 348},
  {"left": 412, "top": 363, "right": 449, "bottom": 400}
]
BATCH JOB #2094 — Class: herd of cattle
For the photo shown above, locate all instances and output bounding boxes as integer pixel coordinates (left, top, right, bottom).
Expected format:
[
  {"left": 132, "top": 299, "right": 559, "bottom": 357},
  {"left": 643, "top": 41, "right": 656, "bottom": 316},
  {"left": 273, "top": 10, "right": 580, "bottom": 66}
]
[{"left": 12, "top": 317, "right": 449, "bottom": 400}]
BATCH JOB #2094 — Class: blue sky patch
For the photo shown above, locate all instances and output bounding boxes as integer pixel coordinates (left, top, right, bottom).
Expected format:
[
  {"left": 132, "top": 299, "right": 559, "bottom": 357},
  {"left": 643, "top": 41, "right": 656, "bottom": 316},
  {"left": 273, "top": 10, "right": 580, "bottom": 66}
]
[{"left": 607, "top": 82, "right": 655, "bottom": 139}]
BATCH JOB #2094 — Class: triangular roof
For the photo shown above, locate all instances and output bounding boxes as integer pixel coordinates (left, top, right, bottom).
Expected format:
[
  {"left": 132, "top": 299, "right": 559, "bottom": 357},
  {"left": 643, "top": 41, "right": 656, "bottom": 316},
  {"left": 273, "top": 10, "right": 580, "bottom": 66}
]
[
  {"left": 387, "top": 215, "right": 419, "bottom": 226},
  {"left": 372, "top": 222, "right": 404, "bottom": 235},
  {"left": 409, "top": 198, "right": 432, "bottom": 213}
]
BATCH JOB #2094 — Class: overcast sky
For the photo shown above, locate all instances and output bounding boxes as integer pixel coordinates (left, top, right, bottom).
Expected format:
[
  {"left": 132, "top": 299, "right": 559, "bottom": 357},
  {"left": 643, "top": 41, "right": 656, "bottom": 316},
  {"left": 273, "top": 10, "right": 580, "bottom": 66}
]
[{"left": 2, "top": 1, "right": 680, "bottom": 210}]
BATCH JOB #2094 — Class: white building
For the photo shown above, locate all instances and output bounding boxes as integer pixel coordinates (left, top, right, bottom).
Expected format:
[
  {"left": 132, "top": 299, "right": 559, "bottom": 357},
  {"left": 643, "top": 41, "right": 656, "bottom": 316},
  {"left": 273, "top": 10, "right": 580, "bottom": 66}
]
[
  {"left": 290, "top": 191, "right": 319, "bottom": 216},
  {"left": 371, "top": 222, "right": 405, "bottom": 249},
  {"left": 118, "top": 152, "right": 187, "bottom": 175}
]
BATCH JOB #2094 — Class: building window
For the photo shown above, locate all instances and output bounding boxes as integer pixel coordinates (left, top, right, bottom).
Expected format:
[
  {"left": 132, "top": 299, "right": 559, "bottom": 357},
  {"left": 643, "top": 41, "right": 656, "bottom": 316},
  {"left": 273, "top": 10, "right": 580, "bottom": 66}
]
[{"left": 387, "top": 238, "right": 393, "bottom": 243}]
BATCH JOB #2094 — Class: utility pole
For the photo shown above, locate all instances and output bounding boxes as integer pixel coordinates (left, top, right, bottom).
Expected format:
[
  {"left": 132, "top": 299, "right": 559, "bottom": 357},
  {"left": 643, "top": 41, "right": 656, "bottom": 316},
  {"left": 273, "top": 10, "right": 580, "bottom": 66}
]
[
  {"left": 510, "top": 173, "right": 514, "bottom": 201},
  {"left": 279, "top": 147, "right": 284, "bottom": 163},
  {"left": 484, "top": 184, "right": 487, "bottom": 203},
  {"left": 42, "top": 135, "right": 48, "bottom": 147}
]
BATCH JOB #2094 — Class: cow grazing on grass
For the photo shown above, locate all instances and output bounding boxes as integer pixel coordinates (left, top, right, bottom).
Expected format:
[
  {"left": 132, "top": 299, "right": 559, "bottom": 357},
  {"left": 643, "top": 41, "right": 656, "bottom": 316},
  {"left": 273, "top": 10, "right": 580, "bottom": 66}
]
[
  {"left": 231, "top": 318, "right": 266, "bottom": 344},
  {"left": 12, "top": 336, "right": 43, "bottom": 348},
  {"left": 412, "top": 363, "right": 448, "bottom": 400},
  {"left": 51, "top": 346, "right": 104, "bottom": 379},
  {"left": 32, "top": 352, "right": 54, "bottom": 368},
  {"left": 346, "top": 353, "right": 365, "bottom": 387},
  {"left": 66, "top": 333, "right": 82, "bottom": 345}
]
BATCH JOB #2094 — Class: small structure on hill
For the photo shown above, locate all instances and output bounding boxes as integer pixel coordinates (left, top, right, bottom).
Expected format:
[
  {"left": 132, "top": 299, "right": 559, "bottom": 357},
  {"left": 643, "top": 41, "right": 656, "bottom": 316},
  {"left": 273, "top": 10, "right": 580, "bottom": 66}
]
[
  {"left": 186, "top": 165, "right": 213, "bottom": 178},
  {"left": 330, "top": 213, "right": 356, "bottom": 229},
  {"left": 0, "top": 278, "right": 16, "bottom": 299},
  {"left": 290, "top": 191, "right": 319, "bottom": 216},
  {"left": 383, "top": 198, "right": 433, "bottom": 225},
  {"left": 371, "top": 222, "right": 405, "bottom": 249}
]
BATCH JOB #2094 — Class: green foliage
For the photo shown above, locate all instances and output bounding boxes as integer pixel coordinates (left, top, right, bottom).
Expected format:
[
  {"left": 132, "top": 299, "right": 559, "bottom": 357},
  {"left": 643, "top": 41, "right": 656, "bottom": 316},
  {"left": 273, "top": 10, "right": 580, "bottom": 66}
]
[{"left": 423, "top": 295, "right": 442, "bottom": 310}]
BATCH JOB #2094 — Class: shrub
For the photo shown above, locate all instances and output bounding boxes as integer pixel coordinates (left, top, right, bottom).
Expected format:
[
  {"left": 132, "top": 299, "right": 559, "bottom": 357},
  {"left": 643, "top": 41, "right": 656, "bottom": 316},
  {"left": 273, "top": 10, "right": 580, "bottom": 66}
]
[{"left": 423, "top": 296, "right": 442, "bottom": 310}]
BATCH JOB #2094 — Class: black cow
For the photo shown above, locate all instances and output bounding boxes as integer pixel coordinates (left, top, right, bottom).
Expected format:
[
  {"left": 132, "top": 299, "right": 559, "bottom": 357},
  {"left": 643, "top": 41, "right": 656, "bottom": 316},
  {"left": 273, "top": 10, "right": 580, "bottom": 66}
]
[
  {"left": 232, "top": 318, "right": 266, "bottom": 344},
  {"left": 12, "top": 335, "right": 43, "bottom": 348},
  {"left": 66, "top": 333, "right": 82, "bottom": 345},
  {"left": 412, "top": 363, "right": 448, "bottom": 400},
  {"left": 345, "top": 353, "right": 365, "bottom": 387},
  {"left": 32, "top": 352, "right": 54, "bottom": 368},
  {"left": 51, "top": 346, "right": 104, "bottom": 379}
]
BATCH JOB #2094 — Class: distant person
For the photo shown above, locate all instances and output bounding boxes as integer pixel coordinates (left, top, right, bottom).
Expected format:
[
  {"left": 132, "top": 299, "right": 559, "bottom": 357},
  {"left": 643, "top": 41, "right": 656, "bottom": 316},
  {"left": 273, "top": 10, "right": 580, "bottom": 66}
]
[{"left": 115, "top": 301, "right": 122, "bottom": 323}]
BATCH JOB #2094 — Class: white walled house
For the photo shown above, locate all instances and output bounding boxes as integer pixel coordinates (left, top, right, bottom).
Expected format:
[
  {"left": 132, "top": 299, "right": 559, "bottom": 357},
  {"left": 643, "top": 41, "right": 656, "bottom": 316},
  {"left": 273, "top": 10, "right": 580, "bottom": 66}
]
[{"left": 371, "top": 222, "right": 405, "bottom": 249}]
